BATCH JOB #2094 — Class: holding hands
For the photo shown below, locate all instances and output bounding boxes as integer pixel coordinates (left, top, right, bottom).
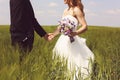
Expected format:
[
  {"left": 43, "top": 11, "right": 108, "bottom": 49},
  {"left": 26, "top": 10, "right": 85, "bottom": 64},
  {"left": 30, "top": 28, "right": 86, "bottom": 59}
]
[
  {"left": 44, "top": 33, "right": 55, "bottom": 41},
  {"left": 44, "top": 32, "right": 78, "bottom": 42},
  {"left": 44, "top": 28, "right": 78, "bottom": 42}
]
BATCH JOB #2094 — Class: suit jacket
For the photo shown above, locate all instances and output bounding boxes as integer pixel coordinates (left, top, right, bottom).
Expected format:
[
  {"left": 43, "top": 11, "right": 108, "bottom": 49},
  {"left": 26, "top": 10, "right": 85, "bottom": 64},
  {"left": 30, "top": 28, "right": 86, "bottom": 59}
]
[{"left": 10, "top": 0, "right": 46, "bottom": 41}]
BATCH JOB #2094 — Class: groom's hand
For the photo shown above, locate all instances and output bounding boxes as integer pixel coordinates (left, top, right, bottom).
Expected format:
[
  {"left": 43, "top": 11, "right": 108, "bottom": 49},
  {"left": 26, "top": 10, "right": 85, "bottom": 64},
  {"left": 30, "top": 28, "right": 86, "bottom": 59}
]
[
  {"left": 44, "top": 33, "right": 54, "bottom": 41},
  {"left": 44, "top": 34, "right": 49, "bottom": 41}
]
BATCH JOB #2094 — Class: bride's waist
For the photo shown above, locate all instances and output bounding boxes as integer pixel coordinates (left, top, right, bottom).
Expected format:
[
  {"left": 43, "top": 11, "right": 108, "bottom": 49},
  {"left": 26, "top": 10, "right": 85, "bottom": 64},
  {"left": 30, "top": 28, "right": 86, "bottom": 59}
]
[
  {"left": 60, "top": 34, "right": 85, "bottom": 39},
  {"left": 60, "top": 34, "right": 77, "bottom": 37}
]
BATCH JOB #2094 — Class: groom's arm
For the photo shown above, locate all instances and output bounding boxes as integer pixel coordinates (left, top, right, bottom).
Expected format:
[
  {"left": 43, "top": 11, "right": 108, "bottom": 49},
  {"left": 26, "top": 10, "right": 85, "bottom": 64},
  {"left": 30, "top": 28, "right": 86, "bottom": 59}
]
[
  {"left": 33, "top": 18, "right": 47, "bottom": 37},
  {"left": 27, "top": 0, "right": 47, "bottom": 37}
]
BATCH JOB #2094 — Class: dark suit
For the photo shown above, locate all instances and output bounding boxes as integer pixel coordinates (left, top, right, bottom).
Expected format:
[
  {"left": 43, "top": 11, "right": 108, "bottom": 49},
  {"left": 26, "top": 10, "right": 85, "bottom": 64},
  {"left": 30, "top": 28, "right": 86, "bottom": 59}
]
[{"left": 10, "top": 0, "right": 47, "bottom": 53}]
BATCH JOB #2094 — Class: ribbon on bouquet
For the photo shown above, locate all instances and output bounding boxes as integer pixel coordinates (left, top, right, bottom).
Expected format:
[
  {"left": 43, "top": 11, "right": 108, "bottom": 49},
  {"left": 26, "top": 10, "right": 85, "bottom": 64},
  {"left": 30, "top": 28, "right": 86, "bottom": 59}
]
[{"left": 64, "top": 28, "right": 75, "bottom": 43}]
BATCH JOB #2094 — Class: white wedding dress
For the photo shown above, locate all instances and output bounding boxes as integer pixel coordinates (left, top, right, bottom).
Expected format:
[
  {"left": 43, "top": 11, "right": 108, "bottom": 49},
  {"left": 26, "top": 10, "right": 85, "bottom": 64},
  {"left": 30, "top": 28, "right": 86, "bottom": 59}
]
[{"left": 53, "top": 15, "right": 94, "bottom": 79}]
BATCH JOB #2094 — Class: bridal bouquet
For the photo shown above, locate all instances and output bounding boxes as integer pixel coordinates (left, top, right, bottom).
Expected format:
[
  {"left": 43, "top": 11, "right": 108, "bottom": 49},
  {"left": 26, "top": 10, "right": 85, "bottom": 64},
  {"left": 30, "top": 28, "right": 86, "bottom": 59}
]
[{"left": 59, "top": 18, "right": 76, "bottom": 43}]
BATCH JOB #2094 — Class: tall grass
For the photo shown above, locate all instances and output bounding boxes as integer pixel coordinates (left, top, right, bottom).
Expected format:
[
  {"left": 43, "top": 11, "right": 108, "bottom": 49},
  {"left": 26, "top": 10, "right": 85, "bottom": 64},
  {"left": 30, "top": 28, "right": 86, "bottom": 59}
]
[{"left": 0, "top": 25, "right": 120, "bottom": 80}]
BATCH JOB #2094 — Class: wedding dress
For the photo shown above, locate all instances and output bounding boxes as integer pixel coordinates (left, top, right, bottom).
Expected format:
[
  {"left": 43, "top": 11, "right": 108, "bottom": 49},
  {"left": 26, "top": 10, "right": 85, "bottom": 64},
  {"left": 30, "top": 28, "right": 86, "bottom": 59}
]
[{"left": 53, "top": 15, "right": 94, "bottom": 79}]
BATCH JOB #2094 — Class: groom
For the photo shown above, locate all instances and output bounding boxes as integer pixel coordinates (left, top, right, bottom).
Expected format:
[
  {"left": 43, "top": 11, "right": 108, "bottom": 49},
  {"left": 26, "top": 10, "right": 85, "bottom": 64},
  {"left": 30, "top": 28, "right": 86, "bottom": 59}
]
[{"left": 10, "top": 0, "right": 52, "bottom": 57}]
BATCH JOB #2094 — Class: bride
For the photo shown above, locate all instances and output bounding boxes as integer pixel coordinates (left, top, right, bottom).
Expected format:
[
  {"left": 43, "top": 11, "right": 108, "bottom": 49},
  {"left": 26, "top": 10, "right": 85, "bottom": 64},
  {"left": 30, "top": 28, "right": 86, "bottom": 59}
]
[{"left": 51, "top": 0, "right": 94, "bottom": 79}]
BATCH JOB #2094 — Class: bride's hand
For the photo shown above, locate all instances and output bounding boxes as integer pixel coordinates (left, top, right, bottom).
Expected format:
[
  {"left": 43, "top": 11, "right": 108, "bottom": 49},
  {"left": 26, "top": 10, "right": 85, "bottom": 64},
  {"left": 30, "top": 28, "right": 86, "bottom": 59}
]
[
  {"left": 69, "top": 32, "right": 78, "bottom": 37},
  {"left": 48, "top": 33, "right": 55, "bottom": 41}
]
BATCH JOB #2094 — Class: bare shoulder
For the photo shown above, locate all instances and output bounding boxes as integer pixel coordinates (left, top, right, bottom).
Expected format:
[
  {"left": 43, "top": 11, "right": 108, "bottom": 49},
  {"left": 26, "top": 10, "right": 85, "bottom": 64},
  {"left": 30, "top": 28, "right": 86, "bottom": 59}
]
[
  {"left": 63, "top": 8, "right": 68, "bottom": 13},
  {"left": 62, "top": 8, "right": 68, "bottom": 16},
  {"left": 73, "top": 7, "right": 83, "bottom": 16}
]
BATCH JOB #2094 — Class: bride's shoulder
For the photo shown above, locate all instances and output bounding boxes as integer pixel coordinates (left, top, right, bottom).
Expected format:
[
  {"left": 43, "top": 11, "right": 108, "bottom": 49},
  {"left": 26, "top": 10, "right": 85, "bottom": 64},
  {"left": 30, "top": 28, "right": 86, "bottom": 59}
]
[
  {"left": 63, "top": 8, "right": 68, "bottom": 13},
  {"left": 73, "top": 7, "right": 83, "bottom": 15},
  {"left": 73, "top": 7, "right": 81, "bottom": 12},
  {"left": 62, "top": 8, "right": 68, "bottom": 17}
]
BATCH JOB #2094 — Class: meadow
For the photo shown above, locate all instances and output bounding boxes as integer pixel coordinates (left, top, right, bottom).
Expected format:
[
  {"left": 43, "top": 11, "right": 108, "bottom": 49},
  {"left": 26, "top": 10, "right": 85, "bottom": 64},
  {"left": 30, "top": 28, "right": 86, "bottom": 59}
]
[{"left": 0, "top": 25, "right": 120, "bottom": 80}]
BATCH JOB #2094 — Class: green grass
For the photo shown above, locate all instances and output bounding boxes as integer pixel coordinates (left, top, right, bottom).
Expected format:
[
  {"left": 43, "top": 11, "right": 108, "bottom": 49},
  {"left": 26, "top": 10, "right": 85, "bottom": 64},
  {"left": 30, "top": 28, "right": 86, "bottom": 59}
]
[{"left": 0, "top": 25, "right": 120, "bottom": 80}]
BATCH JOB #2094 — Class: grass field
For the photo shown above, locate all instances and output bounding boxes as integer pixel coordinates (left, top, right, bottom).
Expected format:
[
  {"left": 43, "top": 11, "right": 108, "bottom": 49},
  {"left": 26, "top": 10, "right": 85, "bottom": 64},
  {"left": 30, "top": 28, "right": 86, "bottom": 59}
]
[{"left": 0, "top": 25, "right": 120, "bottom": 80}]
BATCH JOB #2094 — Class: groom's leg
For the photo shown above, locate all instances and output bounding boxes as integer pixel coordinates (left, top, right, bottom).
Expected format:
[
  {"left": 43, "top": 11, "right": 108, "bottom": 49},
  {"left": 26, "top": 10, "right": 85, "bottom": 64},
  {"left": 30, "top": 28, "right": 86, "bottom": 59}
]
[{"left": 11, "top": 36, "right": 34, "bottom": 62}]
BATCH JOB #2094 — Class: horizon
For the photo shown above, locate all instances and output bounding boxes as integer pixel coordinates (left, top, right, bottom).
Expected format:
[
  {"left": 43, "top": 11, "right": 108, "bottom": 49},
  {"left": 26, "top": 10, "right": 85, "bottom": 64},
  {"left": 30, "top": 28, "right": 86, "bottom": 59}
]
[
  {"left": 0, "top": 0, "right": 120, "bottom": 27},
  {"left": 0, "top": 25, "right": 119, "bottom": 28}
]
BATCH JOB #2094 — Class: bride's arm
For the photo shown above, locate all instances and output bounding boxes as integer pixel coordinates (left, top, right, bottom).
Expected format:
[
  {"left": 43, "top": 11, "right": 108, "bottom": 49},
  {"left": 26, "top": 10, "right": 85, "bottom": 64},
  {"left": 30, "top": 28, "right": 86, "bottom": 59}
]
[
  {"left": 52, "top": 9, "right": 67, "bottom": 37},
  {"left": 53, "top": 25, "right": 61, "bottom": 37},
  {"left": 71, "top": 7, "right": 87, "bottom": 36}
]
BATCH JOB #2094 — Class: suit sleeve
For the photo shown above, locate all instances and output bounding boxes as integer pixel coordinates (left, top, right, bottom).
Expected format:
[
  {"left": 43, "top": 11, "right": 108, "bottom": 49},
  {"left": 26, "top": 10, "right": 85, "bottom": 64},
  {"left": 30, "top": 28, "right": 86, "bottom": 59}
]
[
  {"left": 33, "top": 18, "right": 47, "bottom": 37},
  {"left": 28, "top": 0, "right": 47, "bottom": 37}
]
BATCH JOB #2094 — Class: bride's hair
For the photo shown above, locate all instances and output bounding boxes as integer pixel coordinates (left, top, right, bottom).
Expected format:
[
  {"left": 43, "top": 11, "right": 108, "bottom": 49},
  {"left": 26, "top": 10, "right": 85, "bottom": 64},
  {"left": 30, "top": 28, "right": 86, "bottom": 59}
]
[{"left": 67, "top": 0, "right": 84, "bottom": 16}]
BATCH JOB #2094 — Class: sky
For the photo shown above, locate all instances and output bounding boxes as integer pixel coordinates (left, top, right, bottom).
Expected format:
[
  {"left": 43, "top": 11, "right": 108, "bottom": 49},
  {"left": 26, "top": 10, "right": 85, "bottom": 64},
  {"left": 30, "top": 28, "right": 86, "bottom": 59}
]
[{"left": 0, "top": 0, "right": 120, "bottom": 27}]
